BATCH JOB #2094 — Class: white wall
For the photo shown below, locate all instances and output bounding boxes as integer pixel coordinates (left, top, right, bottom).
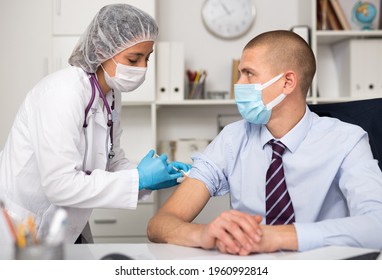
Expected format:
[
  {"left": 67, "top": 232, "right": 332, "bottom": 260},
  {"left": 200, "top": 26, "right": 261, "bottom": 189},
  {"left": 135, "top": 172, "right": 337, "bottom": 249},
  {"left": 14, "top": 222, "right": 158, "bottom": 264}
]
[{"left": 0, "top": 0, "right": 51, "bottom": 148}]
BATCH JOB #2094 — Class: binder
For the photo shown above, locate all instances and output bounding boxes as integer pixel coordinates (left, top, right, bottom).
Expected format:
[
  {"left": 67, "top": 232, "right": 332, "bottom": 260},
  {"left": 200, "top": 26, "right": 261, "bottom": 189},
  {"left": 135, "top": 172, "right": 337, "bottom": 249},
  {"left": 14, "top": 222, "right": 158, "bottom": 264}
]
[
  {"left": 169, "top": 42, "right": 185, "bottom": 101},
  {"left": 156, "top": 41, "right": 185, "bottom": 101},
  {"left": 156, "top": 42, "right": 171, "bottom": 101}
]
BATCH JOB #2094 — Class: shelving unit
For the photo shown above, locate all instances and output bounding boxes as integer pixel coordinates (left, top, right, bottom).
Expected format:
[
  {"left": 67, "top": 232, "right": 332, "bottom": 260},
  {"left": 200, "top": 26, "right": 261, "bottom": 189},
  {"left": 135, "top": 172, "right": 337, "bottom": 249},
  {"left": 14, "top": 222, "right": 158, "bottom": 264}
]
[
  {"left": 120, "top": 100, "right": 239, "bottom": 161},
  {"left": 310, "top": 0, "right": 382, "bottom": 103},
  {"left": 316, "top": 30, "right": 382, "bottom": 44}
]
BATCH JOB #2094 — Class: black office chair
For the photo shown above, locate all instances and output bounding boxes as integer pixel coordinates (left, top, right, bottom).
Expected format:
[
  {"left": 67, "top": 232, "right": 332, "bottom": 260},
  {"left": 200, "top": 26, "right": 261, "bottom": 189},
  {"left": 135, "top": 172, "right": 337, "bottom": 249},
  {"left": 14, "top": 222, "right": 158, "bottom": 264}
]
[{"left": 308, "top": 98, "right": 382, "bottom": 171}]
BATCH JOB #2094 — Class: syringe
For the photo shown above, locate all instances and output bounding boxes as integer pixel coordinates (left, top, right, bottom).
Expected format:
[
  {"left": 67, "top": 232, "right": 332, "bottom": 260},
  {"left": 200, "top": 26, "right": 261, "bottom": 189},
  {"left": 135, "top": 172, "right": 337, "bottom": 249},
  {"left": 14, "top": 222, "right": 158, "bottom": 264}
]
[{"left": 154, "top": 153, "right": 187, "bottom": 176}]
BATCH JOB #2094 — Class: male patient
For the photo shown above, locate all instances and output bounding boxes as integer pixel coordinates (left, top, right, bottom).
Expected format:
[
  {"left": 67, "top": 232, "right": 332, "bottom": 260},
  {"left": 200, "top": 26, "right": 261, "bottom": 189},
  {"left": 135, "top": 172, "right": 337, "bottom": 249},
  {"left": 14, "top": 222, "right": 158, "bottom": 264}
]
[{"left": 147, "top": 30, "right": 382, "bottom": 255}]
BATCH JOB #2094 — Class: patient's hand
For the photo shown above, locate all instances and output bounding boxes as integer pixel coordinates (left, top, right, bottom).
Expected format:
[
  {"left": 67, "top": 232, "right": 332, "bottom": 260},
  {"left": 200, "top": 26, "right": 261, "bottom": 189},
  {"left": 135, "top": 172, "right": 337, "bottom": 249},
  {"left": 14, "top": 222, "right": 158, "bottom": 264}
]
[
  {"left": 249, "top": 224, "right": 298, "bottom": 253},
  {"left": 215, "top": 223, "right": 298, "bottom": 255},
  {"left": 199, "top": 210, "right": 263, "bottom": 255}
]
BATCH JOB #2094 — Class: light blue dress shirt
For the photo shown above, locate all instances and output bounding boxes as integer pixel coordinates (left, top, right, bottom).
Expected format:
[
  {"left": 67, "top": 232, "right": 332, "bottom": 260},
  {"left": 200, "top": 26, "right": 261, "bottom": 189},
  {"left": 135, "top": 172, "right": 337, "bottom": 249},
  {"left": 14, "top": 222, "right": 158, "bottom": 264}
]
[{"left": 189, "top": 106, "right": 382, "bottom": 251}]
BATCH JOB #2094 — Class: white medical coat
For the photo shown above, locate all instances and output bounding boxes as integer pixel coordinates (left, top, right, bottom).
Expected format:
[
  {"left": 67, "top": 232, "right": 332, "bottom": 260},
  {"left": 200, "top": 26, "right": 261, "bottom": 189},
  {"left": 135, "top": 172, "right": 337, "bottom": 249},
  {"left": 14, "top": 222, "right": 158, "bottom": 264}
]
[{"left": 0, "top": 66, "right": 149, "bottom": 243}]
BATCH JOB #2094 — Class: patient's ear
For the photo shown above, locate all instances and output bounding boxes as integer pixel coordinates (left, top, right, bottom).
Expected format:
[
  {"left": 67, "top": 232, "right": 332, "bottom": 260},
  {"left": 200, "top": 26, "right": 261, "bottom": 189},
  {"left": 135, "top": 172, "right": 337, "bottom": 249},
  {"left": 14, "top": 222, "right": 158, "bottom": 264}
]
[{"left": 282, "top": 71, "right": 297, "bottom": 95}]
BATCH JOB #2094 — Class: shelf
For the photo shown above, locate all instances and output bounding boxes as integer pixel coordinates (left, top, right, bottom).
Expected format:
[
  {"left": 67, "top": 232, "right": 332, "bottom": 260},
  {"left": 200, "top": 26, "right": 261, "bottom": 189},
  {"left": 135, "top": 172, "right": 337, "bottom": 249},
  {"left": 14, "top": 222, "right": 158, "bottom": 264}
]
[
  {"left": 121, "top": 99, "right": 237, "bottom": 107},
  {"left": 123, "top": 98, "right": 320, "bottom": 106},
  {"left": 315, "top": 96, "right": 382, "bottom": 104},
  {"left": 316, "top": 30, "right": 382, "bottom": 45},
  {"left": 121, "top": 101, "right": 153, "bottom": 106},
  {"left": 156, "top": 99, "right": 235, "bottom": 106}
]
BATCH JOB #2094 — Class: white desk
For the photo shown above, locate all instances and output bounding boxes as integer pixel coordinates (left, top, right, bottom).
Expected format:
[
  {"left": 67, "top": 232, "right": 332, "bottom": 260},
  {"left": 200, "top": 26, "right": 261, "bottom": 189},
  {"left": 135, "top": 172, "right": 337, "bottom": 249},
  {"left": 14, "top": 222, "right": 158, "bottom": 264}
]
[
  {"left": 64, "top": 243, "right": 382, "bottom": 260},
  {"left": 1, "top": 244, "right": 380, "bottom": 280}
]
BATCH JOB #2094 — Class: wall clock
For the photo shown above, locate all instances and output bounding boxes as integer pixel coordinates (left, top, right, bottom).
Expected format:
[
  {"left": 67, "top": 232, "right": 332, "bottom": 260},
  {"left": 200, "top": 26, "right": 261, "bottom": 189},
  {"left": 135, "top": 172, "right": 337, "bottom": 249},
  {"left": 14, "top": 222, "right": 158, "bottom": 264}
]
[{"left": 201, "top": 0, "right": 256, "bottom": 39}]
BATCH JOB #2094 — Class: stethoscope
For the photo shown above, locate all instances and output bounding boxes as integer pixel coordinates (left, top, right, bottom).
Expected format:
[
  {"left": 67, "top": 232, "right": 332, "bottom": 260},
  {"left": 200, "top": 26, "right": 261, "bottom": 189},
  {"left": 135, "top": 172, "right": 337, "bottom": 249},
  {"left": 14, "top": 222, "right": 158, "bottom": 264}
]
[{"left": 82, "top": 72, "right": 115, "bottom": 175}]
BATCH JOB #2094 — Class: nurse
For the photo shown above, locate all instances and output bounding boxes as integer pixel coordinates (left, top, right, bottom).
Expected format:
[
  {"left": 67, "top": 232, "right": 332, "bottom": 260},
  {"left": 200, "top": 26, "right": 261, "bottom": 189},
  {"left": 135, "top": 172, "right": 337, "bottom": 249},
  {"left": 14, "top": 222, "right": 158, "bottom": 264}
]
[{"left": 0, "top": 4, "right": 190, "bottom": 243}]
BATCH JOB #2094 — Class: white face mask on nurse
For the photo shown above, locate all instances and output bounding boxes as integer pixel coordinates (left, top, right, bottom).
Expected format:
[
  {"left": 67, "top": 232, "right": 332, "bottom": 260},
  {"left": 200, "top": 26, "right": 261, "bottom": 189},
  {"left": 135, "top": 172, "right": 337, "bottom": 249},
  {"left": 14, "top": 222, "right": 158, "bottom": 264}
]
[{"left": 100, "top": 41, "right": 154, "bottom": 93}]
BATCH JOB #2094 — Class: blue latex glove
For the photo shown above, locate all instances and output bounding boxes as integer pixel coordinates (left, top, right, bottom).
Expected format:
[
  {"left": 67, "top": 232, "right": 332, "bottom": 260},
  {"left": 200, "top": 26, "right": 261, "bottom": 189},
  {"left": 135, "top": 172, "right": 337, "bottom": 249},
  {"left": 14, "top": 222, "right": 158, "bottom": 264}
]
[
  {"left": 149, "top": 179, "right": 178, "bottom": 190},
  {"left": 149, "top": 162, "right": 192, "bottom": 190},
  {"left": 168, "top": 161, "right": 192, "bottom": 175},
  {"left": 137, "top": 150, "right": 190, "bottom": 190}
]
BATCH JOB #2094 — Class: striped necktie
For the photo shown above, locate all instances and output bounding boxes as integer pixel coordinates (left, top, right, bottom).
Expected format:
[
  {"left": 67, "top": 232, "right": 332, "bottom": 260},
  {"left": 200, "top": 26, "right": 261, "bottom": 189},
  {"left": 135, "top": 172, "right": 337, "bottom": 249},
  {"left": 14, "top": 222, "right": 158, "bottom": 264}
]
[{"left": 265, "top": 139, "right": 295, "bottom": 225}]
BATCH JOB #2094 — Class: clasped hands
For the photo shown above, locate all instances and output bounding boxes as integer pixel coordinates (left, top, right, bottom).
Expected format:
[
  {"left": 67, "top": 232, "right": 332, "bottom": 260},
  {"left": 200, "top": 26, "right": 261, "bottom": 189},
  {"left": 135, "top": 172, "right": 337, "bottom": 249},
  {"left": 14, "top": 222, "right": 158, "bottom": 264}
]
[
  {"left": 199, "top": 209, "right": 296, "bottom": 256},
  {"left": 137, "top": 149, "right": 191, "bottom": 191}
]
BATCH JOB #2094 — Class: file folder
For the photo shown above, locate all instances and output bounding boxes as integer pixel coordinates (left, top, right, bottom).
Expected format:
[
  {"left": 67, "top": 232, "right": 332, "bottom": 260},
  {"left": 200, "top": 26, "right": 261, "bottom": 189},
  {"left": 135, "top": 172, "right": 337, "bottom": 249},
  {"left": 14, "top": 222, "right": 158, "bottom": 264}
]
[
  {"left": 333, "top": 39, "right": 382, "bottom": 98},
  {"left": 169, "top": 42, "right": 185, "bottom": 101},
  {"left": 156, "top": 42, "right": 171, "bottom": 101},
  {"left": 156, "top": 41, "right": 185, "bottom": 101}
]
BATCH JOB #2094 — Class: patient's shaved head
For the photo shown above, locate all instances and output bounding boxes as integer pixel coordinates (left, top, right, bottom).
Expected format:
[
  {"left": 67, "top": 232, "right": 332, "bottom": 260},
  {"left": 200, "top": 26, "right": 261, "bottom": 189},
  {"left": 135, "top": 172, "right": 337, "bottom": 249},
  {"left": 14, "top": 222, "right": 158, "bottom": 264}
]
[{"left": 244, "top": 30, "right": 316, "bottom": 95}]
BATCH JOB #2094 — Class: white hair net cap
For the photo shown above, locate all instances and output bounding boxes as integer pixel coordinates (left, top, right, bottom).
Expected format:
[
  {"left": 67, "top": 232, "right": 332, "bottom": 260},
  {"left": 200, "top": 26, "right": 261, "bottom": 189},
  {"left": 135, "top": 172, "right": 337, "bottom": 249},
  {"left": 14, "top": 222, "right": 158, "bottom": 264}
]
[{"left": 69, "top": 3, "right": 158, "bottom": 73}]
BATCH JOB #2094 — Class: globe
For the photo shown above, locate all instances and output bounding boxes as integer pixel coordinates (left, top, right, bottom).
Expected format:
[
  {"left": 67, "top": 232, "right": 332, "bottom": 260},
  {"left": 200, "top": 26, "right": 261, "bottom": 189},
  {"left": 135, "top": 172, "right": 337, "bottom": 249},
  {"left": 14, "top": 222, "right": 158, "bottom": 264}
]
[{"left": 352, "top": 1, "right": 377, "bottom": 30}]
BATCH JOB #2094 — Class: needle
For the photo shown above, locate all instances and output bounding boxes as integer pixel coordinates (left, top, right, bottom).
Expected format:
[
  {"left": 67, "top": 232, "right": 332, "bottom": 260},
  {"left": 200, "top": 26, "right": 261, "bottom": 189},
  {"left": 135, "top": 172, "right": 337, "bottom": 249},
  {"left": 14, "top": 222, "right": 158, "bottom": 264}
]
[
  {"left": 171, "top": 165, "right": 187, "bottom": 176},
  {"left": 154, "top": 153, "right": 187, "bottom": 175}
]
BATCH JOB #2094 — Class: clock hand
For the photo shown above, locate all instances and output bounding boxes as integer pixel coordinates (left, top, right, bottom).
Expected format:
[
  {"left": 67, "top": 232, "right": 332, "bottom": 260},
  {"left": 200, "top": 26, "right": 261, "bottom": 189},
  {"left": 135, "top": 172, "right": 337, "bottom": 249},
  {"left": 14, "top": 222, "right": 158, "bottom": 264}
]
[{"left": 219, "top": 0, "right": 232, "bottom": 15}]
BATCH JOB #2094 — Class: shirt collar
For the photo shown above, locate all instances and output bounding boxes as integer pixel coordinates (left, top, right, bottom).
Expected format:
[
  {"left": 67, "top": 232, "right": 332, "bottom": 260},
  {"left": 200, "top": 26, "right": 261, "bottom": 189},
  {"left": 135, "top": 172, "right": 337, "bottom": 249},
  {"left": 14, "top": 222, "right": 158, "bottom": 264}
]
[{"left": 260, "top": 105, "right": 312, "bottom": 153}]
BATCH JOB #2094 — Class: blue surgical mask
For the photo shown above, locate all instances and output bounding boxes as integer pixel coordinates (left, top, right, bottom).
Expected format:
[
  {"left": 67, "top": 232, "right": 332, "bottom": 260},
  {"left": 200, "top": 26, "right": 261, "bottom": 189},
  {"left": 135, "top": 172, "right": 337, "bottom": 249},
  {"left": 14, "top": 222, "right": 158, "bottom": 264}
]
[{"left": 234, "top": 74, "right": 286, "bottom": 124}]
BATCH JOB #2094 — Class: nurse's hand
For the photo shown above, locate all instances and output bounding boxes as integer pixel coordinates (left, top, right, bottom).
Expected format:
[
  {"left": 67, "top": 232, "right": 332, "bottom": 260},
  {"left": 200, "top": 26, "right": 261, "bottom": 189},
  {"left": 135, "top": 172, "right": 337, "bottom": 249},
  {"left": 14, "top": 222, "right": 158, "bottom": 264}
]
[
  {"left": 147, "top": 161, "right": 192, "bottom": 190},
  {"left": 137, "top": 150, "right": 191, "bottom": 190},
  {"left": 169, "top": 161, "right": 192, "bottom": 174}
]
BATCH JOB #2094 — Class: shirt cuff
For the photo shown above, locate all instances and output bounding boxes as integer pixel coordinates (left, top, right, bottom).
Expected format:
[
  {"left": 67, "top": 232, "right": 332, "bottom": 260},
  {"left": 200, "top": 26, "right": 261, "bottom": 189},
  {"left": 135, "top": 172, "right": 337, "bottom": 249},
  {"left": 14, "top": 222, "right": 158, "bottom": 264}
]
[{"left": 294, "top": 222, "right": 325, "bottom": 251}]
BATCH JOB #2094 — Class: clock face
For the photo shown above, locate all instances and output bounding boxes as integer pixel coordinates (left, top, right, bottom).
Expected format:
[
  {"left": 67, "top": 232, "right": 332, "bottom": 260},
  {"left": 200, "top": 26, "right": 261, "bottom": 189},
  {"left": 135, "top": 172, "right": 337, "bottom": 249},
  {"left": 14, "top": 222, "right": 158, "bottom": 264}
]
[{"left": 201, "top": 0, "right": 256, "bottom": 39}]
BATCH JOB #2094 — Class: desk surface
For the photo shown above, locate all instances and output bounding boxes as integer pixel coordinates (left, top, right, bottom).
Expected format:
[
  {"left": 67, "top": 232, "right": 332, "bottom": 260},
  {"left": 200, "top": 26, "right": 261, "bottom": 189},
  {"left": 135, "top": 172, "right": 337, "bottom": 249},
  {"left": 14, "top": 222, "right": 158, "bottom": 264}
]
[{"left": 64, "top": 243, "right": 382, "bottom": 260}]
